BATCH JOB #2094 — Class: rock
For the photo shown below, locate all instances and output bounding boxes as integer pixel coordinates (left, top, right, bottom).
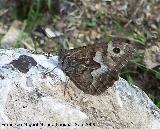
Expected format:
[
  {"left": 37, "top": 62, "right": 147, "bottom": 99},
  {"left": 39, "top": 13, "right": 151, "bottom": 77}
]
[
  {"left": 0, "top": 20, "right": 23, "bottom": 48},
  {"left": 144, "top": 42, "right": 160, "bottom": 69},
  {"left": 0, "top": 48, "right": 160, "bottom": 129},
  {"left": 0, "top": 9, "right": 8, "bottom": 17}
]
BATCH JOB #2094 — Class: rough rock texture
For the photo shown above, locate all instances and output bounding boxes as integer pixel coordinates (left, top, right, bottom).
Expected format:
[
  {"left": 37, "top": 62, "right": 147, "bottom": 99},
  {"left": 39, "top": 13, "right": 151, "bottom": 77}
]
[
  {"left": 144, "top": 42, "right": 160, "bottom": 69},
  {"left": 0, "top": 48, "right": 160, "bottom": 129}
]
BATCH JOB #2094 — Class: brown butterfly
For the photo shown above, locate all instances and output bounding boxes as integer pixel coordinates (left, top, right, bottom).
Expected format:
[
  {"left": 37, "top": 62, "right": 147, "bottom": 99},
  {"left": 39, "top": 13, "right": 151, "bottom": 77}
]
[{"left": 58, "top": 39, "right": 135, "bottom": 95}]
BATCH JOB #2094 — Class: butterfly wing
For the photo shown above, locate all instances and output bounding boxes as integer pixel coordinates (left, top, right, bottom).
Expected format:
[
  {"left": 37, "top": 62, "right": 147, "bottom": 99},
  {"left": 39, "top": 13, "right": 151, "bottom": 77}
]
[{"left": 59, "top": 40, "right": 134, "bottom": 95}]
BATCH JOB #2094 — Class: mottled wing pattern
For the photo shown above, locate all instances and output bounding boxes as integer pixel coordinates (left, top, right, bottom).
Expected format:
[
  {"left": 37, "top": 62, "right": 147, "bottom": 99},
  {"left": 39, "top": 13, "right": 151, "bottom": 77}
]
[{"left": 59, "top": 39, "right": 134, "bottom": 95}]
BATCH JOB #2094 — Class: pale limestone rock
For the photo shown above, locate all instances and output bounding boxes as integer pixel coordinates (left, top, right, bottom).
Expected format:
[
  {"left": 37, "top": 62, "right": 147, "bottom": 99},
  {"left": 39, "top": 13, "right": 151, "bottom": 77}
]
[
  {"left": 0, "top": 48, "right": 160, "bottom": 129},
  {"left": 0, "top": 20, "right": 23, "bottom": 48},
  {"left": 144, "top": 42, "right": 160, "bottom": 69}
]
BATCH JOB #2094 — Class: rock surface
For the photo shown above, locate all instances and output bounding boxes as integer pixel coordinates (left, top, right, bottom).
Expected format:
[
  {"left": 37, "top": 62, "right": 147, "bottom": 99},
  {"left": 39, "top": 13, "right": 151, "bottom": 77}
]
[
  {"left": 144, "top": 42, "right": 160, "bottom": 69},
  {"left": 0, "top": 48, "right": 160, "bottom": 129},
  {"left": 1, "top": 20, "right": 23, "bottom": 48}
]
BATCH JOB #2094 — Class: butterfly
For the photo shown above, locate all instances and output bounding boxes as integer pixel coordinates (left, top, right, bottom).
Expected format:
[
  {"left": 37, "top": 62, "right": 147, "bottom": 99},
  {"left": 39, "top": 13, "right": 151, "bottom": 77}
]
[{"left": 58, "top": 39, "right": 135, "bottom": 95}]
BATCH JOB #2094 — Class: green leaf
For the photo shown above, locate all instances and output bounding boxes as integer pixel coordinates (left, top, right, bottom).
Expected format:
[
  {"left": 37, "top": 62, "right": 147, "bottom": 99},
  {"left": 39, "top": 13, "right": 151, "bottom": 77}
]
[
  {"left": 154, "top": 99, "right": 160, "bottom": 108},
  {"left": 132, "top": 29, "right": 145, "bottom": 42},
  {"left": 156, "top": 101, "right": 160, "bottom": 108},
  {"left": 127, "top": 74, "right": 133, "bottom": 85},
  {"left": 87, "top": 17, "right": 97, "bottom": 27},
  {"left": 155, "top": 72, "right": 160, "bottom": 80}
]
